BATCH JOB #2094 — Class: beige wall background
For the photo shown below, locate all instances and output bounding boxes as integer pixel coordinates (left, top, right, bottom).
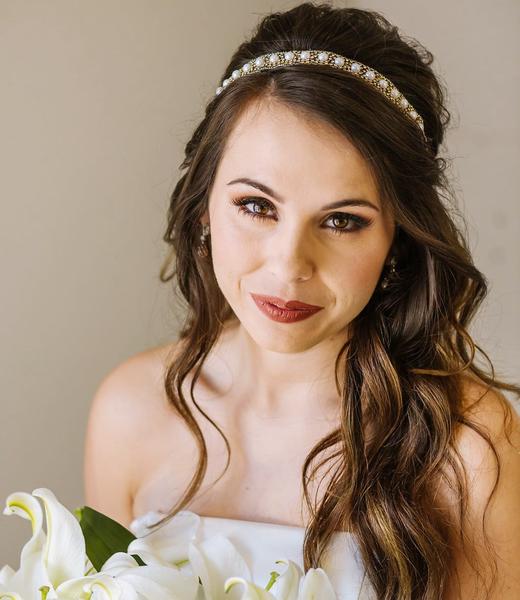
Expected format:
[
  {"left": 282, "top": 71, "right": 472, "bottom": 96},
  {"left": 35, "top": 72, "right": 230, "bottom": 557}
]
[{"left": 1, "top": 0, "right": 518, "bottom": 567}]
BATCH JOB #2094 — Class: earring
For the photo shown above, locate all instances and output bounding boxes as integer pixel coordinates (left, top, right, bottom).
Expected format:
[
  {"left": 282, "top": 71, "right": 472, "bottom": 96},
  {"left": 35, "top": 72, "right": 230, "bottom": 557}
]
[
  {"left": 196, "top": 223, "right": 210, "bottom": 258},
  {"left": 380, "top": 255, "right": 398, "bottom": 290}
]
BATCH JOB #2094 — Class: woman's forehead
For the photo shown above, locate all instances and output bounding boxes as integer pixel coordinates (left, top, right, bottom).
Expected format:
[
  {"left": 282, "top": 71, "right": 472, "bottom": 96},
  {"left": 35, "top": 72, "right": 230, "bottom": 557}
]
[{"left": 218, "top": 99, "right": 380, "bottom": 200}]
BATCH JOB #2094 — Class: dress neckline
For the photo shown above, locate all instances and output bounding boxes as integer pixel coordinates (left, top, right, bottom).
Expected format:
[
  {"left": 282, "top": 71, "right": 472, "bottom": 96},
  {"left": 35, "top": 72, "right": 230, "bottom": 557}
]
[
  {"left": 201, "top": 514, "right": 354, "bottom": 537},
  {"left": 201, "top": 513, "right": 305, "bottom": 530},
  {"left": 132, "top": 509, "right": 354, "bottom": 537}
]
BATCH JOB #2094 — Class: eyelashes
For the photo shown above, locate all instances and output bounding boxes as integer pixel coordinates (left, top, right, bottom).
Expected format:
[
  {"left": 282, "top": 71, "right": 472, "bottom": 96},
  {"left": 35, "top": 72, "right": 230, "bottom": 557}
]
[{"left": 231, "top": 196, "right": 373, "bottom": 236}]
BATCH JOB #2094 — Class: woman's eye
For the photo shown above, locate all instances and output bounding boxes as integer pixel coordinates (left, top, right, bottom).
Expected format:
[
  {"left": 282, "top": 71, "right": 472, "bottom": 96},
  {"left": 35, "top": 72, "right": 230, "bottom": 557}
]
[{"left": 230, "top": 196, "right": 372, "bottom": 235}]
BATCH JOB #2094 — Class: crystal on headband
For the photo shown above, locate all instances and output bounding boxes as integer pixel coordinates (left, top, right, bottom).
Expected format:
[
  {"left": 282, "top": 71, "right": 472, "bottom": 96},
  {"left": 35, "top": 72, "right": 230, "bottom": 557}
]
[{"left": 214, "top": 49, "right": 425, "bottom": 137}]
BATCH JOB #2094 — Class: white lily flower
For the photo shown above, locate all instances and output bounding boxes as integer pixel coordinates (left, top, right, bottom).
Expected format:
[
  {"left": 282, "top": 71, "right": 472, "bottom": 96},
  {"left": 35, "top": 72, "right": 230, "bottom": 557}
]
[
  {"left": 222, "top": 559, "right": 335, "bottom": 600},
  {"left": 54, "top": 551, "right": 200, "bottom": 600},
  {"left": 98, "top": 552, "right": 199, "bottom": 599},
  {"left": 127, "top": 510, "right": 200, "bottom": 569},
  {"left": 188, "top": 535, "right": 251, "bottom": 600},
  {"left": 53, "top": 572, "right": 128, "bottom": 600},
  {"left": 32, "top": 488, "right": 86, "bottom": 590},
  {"left": 2, "top": 490, "right": 199, "bottom": 600},
  {"left": 224, "top": 577, "right": 277, "bottom": 600},
  {"left": 47, "top": 569, "right": 130, "bottom": 600},
  {"left": 297, "top": 567, "right": 337, "bottom": 600},
  {"left": 2, "top": 491, "right": 53, "bottom": 598},
  {"left": 266, "top": 559, "right": 303, "bottom": 600},
  {"left": 1, "top": 489, "right": 339, "bottom": 600},
  {"left": 0, "top": 591, "right": 25, "bottom": 600}
]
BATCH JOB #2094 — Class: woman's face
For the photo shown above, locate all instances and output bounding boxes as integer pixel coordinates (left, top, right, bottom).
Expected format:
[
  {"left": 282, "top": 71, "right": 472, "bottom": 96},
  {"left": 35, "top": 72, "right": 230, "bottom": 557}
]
[{"left": 205, "top": 99, "right": 395, "bottom": 353}]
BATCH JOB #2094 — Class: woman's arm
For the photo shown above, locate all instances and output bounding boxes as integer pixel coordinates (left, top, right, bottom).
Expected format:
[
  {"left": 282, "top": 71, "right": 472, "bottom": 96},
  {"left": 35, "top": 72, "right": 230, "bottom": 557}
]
[{"left": 83, "top": 355, "right": 150, "bottom": 529}]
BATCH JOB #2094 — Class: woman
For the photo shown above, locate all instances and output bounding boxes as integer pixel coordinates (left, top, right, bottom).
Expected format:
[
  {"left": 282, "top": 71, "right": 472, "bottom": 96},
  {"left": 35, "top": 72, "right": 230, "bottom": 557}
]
[{"left": 84, "top": 3, "right": 520, "bottom": 599}]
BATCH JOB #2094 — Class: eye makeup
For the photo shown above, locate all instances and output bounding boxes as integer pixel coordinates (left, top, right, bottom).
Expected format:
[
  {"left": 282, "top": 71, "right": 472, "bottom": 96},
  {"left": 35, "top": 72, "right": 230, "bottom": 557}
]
[{"left": 231, "top": 196, "right": 373, "bottom": 235}]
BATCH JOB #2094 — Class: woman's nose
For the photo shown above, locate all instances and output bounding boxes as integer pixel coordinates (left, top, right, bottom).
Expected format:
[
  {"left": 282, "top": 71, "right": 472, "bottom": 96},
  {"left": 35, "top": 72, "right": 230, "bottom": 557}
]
[{"left": 267, "top": 225, "right": 315, "bottom": 282}]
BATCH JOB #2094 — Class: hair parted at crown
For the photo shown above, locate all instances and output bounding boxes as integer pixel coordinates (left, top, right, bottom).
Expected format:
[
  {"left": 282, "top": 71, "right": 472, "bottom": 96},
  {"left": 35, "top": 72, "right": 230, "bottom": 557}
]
[{"left": 215, "top": 49, "right": 426, "bottom": 140}]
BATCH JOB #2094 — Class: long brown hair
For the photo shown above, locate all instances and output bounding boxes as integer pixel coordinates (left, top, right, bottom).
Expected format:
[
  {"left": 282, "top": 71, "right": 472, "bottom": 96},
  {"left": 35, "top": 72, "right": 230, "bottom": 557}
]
[{"left": 154, "top": 4, "right": 519, "bottom": 598}]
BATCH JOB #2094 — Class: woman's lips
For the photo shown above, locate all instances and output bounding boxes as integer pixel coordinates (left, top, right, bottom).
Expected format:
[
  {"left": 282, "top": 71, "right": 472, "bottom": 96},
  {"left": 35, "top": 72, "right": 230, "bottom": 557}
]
[
  {"left": 251, "top": 293, "right": 323, "bottom": 310},
  {"left": 250, "top": 293, "right": 323, "bottom": 323}
]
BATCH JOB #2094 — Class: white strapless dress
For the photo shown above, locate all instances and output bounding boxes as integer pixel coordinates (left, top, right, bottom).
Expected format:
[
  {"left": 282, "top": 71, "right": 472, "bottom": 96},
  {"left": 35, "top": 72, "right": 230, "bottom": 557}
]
[{"left": 129, "top": 510, "right": 376, "bottom": 600}]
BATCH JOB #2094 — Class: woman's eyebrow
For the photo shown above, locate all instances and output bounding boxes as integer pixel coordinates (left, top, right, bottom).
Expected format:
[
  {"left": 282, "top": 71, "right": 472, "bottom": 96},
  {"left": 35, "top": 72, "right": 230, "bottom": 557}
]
[{"left": 226, "top": 177, "right": 380, "bottom": 212}]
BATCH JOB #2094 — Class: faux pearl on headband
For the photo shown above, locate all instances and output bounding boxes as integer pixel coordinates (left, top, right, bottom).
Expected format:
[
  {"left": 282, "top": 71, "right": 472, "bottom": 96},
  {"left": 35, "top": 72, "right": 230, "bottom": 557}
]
[{"left": 215, "top": 49, "right": 425, "bottom": 139}]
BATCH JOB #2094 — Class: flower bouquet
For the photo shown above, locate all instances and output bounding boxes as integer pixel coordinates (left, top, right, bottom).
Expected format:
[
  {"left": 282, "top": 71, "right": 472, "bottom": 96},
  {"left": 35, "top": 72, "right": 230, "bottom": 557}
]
[{"left": 0, "top": 488, "right": 337, "bottom": 599}]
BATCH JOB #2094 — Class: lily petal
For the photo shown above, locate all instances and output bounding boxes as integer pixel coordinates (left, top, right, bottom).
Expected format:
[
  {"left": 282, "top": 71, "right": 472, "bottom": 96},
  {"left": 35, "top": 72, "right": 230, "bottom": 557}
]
[
  {"left": 224, "top": 577, "right": 277, "bottom": 600},
  {"left": 268, "top": 559, "right": 302, "bottom": 600},
  {"left": 189, "top": 535, "right": 251, "bottom": 600},
  {"left": 98, "top": 552, "right": 139, "bottom": 576},
  {"left": 96, "top": 552, "right": 199, "bottom": 600},
  {"left": 4, "top": 493, "right": 43, "bottom": 533},
  {"left": 4, "top": 493, "right": 46, "bottom": 568},
  {"left": 6, "top": 551, "right": 53, "bottom": 600},
  {"left": 118, "top": 565, "right": 199, "bottom": 600},
  {"left": 3, "top": 492, "right": 52, "bottom": 598},
  {"left": 0, "top": 566, "right": 15, "bottom": 587},
  {"left": 0, "top": 592, "right": 24, "bottom": 600},
  {"left": 55, "top": 573, "right": 127, "bottom": 600},
  {"left": 32, "top": 489, "right": 85, "bottom": 588},
  {"left": 127, "top": 510, "right": 199, "bottom": 567},
  {"left": 297, "top": 568, "right": 337, "bottom": 600}
]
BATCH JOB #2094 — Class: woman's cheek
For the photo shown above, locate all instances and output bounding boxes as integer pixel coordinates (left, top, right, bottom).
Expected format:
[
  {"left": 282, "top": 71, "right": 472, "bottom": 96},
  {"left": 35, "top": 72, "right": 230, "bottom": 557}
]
[{"left": 338, "top": 251, "right": 386, "bottom": 299}]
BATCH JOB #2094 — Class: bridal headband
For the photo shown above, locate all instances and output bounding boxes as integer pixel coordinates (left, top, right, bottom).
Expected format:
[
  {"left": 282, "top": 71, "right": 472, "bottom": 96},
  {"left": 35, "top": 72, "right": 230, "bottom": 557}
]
[{"left": 215, "top": 49, "right": 426, "bottom": 139}]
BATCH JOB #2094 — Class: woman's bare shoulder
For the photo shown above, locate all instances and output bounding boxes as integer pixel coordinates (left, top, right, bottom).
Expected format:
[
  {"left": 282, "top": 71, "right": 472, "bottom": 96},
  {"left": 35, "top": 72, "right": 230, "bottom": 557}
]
[
  {"left": 83, "top": 340, "right": 181, "bottom": 525},
  {"left": 457, "top": 372, "right": 520, "bottom": 445},
  {"left": 435, "top": 372, "right": 520, "bottom": 598},
  {"left": 92, "top": 342, "right": 177, "bottom": 418}
]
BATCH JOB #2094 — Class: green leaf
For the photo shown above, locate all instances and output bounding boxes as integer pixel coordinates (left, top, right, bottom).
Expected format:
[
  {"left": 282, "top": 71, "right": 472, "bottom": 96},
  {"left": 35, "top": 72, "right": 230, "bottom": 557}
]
[{"left": 76, "top": 505, "right": 145, "bottom": 571}]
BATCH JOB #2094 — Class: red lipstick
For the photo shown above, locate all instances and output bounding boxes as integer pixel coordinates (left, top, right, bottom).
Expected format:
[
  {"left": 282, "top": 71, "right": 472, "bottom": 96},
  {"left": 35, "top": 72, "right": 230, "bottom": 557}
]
[{"left": 250, "top": 293, "right": 323, "bottom": 323}]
